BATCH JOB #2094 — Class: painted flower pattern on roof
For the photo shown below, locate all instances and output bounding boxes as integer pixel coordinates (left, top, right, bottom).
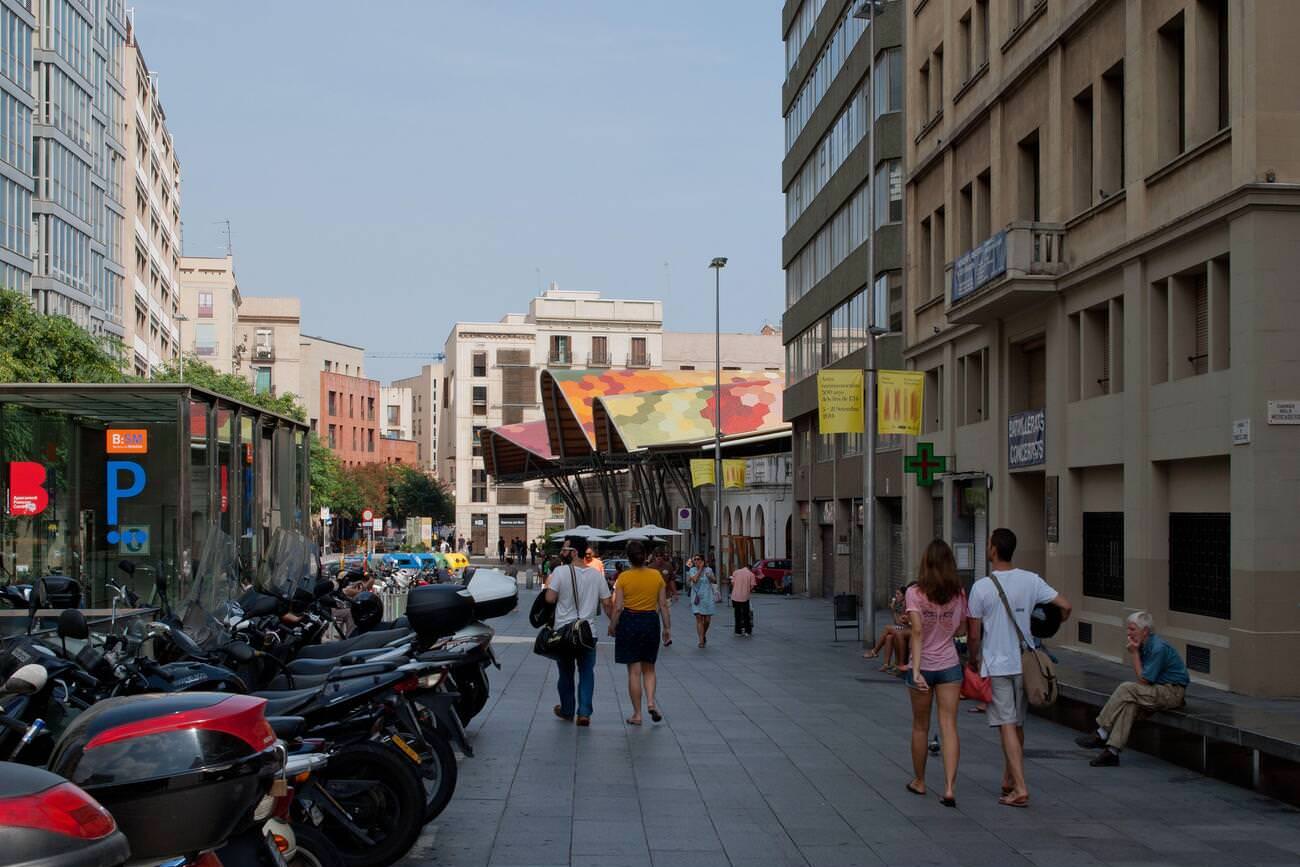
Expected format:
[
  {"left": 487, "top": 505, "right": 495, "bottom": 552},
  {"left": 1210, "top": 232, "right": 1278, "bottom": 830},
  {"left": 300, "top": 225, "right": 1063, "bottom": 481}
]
[{"left": 596, "top": 378, "right": 783, "bottom": 451}]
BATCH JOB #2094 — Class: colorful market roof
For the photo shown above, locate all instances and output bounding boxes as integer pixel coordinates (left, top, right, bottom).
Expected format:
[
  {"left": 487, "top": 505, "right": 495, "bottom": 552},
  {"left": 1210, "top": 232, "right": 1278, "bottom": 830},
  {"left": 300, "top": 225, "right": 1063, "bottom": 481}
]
[
  {"left": 480, "top": 420, "right": 556, "bottom": 479},
  {"left": 539, "top": 369, "right": 782, "bottom": 459},
  {"left": 592, "top": 377, "right": 784, "bottom": 453}
]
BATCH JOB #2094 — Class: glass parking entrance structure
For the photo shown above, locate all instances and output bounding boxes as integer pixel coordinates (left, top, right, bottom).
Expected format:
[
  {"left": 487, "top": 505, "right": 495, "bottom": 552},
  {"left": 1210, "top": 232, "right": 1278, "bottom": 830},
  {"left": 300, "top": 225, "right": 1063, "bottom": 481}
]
[{"left": 0, "top": 384, "right": 309, "bottom": 616}]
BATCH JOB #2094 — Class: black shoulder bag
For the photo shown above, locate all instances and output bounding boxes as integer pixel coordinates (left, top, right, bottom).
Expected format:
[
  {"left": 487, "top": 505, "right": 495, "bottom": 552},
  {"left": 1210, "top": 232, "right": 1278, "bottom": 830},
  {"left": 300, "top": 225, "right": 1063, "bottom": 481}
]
[{"left": 533, "top": 566, "right": 597, "bottom": 659}]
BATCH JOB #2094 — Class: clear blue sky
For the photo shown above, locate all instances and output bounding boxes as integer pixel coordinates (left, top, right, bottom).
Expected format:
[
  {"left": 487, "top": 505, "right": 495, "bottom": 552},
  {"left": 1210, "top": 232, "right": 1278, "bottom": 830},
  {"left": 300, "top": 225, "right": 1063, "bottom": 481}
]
[{"left": 133, "top": 1, "right": 786, "bottom": 383}]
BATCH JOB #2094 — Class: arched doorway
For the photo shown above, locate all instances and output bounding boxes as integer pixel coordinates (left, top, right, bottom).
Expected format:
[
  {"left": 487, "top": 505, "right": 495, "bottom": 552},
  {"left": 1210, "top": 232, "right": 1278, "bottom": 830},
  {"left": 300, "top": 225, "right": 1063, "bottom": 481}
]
[
  {"left": 755, "top": 505, "right": 765, "bottom": 559},
  {"left": 722, "top": 508, "right": 732, "bottom": 572}
]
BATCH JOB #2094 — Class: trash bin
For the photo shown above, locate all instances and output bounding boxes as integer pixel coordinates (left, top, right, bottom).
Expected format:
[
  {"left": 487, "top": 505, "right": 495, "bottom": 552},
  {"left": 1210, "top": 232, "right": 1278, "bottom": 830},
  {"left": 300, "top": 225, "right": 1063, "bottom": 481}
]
[{"left": 833, "top": 593, "right": 860, "bottom": 641}]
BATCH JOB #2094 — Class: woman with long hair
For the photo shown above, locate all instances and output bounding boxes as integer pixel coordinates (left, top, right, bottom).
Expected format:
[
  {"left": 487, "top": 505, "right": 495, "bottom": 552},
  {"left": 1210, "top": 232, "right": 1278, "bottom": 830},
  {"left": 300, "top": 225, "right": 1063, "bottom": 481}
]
[
  {"left": 609, "top": 540, "right": 672, "bottom": 725},
  {"left": 903, "top": 539, "right": 967, "bottom": 807},
  {"left": 687, "top": 554, "right": 717, "bottom": 647}
]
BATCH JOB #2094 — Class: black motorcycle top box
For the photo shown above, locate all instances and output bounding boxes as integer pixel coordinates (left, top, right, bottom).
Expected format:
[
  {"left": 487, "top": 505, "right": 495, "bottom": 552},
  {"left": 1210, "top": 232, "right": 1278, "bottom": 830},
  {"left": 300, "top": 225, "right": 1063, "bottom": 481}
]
[
  {"left": 47, "top": 693, "right": 280, "bottom": 861},
  {"left": 405, "top": 584, "right": 475, "bottom": 641}
]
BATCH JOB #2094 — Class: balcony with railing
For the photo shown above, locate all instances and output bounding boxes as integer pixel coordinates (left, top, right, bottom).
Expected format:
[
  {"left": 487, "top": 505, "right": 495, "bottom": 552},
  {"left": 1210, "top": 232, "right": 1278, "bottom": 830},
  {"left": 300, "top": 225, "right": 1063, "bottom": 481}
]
[
  {"left": 253, "top": 344, "right": 275, "bottom": 362},
  {"left": 947, "top": 221, "right": 1068, "bottom": 325},
  {"left": 547, "top": 350, "right": 573, "bottom": 367},
  {"left": 626, "top": 353, "right": 652, "bottom": 369},
  {"left": 587, "top": 350, "right": 612, "bottom": 367}
]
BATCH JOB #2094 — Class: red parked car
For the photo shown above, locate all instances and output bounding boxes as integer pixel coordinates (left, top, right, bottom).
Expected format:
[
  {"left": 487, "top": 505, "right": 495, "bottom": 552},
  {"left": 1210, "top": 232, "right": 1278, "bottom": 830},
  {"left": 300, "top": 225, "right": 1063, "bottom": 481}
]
[{"left": 752, "top": 559, "right": 793, "bottom": 594}]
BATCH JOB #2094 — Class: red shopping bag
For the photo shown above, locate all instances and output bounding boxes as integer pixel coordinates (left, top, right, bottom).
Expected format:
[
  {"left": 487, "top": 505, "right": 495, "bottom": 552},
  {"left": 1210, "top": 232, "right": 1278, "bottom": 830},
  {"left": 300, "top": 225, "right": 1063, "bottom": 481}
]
[{"left": 961, "top": 667, "right": 992, "bottom": 703}]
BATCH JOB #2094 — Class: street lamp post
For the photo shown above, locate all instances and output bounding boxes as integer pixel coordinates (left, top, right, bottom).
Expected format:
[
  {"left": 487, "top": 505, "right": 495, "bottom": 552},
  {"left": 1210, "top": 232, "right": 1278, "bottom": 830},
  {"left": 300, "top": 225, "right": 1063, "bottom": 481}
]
[
  {"left": 709, "top": 257, "right": 727, "bottom": 574},
  {"left": 854, "top": 0, "right": 886, "bottom": 644}
]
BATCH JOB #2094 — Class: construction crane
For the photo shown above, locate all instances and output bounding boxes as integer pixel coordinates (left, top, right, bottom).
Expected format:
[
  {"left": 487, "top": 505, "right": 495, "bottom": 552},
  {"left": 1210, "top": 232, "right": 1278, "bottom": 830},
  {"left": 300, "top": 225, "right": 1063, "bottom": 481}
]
[{"left": 366, "top": 352, "right": 446, "bottom": 360}]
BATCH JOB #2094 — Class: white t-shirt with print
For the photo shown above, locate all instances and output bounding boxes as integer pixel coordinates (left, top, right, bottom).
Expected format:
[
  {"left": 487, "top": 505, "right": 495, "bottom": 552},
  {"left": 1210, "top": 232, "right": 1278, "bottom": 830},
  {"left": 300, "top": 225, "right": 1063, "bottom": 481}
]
[
  {"left": 967, "top": 568, "right": 1058, "bottom": 678},
  {"left": 549, "top": 564, "right": 610, "bottom": 628}
]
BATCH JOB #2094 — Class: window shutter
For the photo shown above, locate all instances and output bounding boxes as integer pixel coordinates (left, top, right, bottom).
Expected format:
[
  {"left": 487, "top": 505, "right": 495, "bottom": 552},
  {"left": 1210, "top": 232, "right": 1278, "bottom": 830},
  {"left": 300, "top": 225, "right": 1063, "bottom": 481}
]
[{"left": 1194, "top": 278, "right": 1209, "bottom": 375}]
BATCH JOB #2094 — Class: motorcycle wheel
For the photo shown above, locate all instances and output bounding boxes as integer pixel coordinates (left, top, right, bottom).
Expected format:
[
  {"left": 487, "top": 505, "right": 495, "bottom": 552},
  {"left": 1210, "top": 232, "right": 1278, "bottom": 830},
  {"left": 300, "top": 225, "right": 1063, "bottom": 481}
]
[
  {"left": 451, "top": 664, "right": 489, "bottom": 725},
  {"left": 404, "top": 704, "right": 459, "bottom": 821},
  {"left": 314, "top": 742, "right": 425, "bottom": 867},
  {"left": 289, "top": 823, "right": 346, "bottom": 867}
]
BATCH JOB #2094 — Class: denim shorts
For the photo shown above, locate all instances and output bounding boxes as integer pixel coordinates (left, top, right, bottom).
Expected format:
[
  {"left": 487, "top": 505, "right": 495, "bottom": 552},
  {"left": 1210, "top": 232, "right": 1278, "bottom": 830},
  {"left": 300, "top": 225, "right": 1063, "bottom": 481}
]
[{"left": 904, "top": 664, "right": 963, "bottom": 689}]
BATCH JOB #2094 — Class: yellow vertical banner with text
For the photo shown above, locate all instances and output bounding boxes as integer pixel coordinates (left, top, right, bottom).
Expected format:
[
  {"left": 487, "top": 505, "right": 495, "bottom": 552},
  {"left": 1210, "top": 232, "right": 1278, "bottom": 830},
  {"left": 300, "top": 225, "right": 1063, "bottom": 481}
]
[
  {"left": 723, "top": 459, "right": 747, "bottom": 489},
  {"left": 690, "top": 459, "right": 715, "bottom": 488},
  {"left": 877, "top": 370, "right": 925, "bottom": 435},
  {"left": 817, "top": 369, "right": 865, "bottom": 434}
]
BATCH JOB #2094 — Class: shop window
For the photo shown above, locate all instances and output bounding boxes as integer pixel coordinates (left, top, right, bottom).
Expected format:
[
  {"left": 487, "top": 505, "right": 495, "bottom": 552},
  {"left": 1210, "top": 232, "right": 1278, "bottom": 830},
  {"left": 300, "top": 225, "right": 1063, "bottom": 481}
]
[
  {"left": 1082, "top": 512, "right": 1124, "bottom": 600},
  {"left": 1169, "top": 513, "right": 1230, "bottom": 619}
]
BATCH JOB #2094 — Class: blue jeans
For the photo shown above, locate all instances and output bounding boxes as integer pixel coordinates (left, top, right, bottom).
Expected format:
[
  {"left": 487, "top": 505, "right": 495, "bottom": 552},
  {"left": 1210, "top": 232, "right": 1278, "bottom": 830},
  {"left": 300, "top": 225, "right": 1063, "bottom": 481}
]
[{"left": 556, "top": 646, "right": 597, "bottom": 718}]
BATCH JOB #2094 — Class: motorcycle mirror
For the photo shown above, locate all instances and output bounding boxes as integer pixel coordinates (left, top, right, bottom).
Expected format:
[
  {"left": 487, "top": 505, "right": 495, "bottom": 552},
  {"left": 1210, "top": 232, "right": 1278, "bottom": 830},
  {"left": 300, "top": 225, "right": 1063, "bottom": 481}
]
[
  {"left": 226, "top": 641, "right": 255, "bottom": 663},
  {"left": 2, "top": 664, "right": 47, "bottom": 696},
  {"left": 117, "top": 559, "right": 136, "bottom": 577},
  {"left": 57, "top": 608, "right": 89, "bottom": 640}
]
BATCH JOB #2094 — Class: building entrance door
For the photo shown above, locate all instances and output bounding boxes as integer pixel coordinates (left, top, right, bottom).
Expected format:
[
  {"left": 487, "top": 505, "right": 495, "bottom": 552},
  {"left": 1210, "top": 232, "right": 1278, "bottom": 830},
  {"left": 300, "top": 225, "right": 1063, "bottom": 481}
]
[{"left": 470, "top": 513, "right": 487, "bottom": 557}]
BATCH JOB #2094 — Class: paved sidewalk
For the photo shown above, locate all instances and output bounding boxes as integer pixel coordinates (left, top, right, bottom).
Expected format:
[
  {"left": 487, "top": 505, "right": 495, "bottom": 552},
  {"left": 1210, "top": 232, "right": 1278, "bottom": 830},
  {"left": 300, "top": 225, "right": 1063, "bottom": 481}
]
[{"left": 404, "top": 592, "right": 1300, "bottom": 867}]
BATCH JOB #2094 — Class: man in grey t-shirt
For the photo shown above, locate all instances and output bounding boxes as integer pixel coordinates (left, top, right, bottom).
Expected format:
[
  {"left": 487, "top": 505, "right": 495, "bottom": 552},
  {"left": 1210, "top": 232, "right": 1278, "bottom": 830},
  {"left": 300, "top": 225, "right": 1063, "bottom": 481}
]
[
  {"left": 544, "top": 544, "right": 612, "bottom": 726},
  {"left": 966, "top": 528, "right": 1071, "bottom": 808}
]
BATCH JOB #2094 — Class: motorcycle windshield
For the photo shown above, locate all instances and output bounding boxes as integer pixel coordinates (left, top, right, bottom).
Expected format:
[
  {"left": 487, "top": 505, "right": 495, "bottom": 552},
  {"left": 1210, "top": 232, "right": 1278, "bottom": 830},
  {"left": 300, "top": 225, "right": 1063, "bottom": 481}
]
[
  {"left": 255, "top": 529, "right": 314, "bottom": 601},
  {"left": 179, "top": 525, "right": 241, "bottom": 652}
]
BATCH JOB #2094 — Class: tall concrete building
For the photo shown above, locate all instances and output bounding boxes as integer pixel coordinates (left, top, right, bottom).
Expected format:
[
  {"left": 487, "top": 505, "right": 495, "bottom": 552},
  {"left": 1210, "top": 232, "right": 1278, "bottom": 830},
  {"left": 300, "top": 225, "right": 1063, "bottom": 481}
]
[
  {"left": 904, "top": 0, "right": 1300, "bottom": 697},
  {"left": 122, "top": 13, "right": 182, "bottom": 376},
  {"left": 439, "top": 287, "right": 663, "bottom": 553},
  {"left": 780, "top": 0, "right": 907, "bottom": 600},
  {"left": 31, "top": 0, "right": 127, "bottom": 338},
  {"left": 392, "top": 362, "right": 444, "bottom": 474},
  {"left": 380, "top": 385, "right": 414, "bottom": 440},
  {"left": 177, "top": 255, "right": 240, "bottom": 373},
  {"left": 0, "top": 2, "right": 33, "bottom": 299},
  {"left": 235, "top": 295, "right": 301, "bottom": 399},
  {"left": 299, "top": 334, "right": 365, "bottom": 435}
]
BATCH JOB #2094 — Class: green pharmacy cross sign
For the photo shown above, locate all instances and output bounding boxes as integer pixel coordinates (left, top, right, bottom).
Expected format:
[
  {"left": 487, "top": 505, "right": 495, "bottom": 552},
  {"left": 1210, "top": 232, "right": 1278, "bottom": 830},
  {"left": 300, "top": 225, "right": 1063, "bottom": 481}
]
[{"left": 904, "top": 442, "right": 947, "bottom": 487}]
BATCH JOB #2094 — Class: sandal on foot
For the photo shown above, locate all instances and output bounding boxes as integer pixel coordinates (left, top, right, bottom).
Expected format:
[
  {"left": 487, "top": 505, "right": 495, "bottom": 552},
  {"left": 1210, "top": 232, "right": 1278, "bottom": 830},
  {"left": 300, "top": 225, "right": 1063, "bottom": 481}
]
[
  {"left": 940, "top": 796, "right": 957, "bottom": 808},
  {"left": 906, "top": 782, "right": 926, "bottom": 796},
  {"left": 863, "top": 649, "right": 879, "bottom": 659},
  {"left": 998, "top": 793, "right": 1029, "bottom": 808},
  {"left": 626, "top": 717, "right": 642, "bottom": 726},
  {"left": 648, "top": 707, "right": 662, "bottom": 723}
]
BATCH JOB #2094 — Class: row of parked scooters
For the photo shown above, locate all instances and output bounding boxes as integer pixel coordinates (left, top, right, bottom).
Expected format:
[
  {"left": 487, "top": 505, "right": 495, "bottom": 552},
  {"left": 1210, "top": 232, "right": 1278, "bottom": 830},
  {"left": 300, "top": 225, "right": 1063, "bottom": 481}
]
[{"left": 0, "top": 525, "right": 517, "bottom": 867}]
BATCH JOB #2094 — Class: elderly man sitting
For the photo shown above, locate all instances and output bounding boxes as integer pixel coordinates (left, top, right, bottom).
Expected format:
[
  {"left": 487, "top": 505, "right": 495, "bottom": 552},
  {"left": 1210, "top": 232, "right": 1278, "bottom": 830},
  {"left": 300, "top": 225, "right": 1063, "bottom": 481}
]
[{"left": 1076, "top": 611, "right": 1190, "bottom": 766}]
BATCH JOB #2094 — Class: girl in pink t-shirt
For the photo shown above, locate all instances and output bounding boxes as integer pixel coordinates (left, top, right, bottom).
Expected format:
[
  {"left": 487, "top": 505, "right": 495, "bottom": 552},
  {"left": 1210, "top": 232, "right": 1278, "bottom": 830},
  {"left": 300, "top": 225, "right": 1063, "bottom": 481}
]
[{"left": 902, "top": 539, "right": 967, "bottom": 808}]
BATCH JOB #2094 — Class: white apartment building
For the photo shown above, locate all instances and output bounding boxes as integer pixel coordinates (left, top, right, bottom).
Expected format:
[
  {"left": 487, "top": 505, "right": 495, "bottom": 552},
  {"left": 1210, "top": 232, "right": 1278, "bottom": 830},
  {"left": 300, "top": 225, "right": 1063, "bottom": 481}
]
[
  {"left": 439, "top": 287, "right": 663, "bottom": 553},
  {"left": 392, "top": 362, "right": 443, "bottom": 474},
  {"left": 123, "top": 15, "right": 182, "bottom": 376},
  {"left": 380, "top": 385, "right": 414, "bottom": 440},
  {"left": 178, "top": 255, "right": 240, "bottom": 374}
]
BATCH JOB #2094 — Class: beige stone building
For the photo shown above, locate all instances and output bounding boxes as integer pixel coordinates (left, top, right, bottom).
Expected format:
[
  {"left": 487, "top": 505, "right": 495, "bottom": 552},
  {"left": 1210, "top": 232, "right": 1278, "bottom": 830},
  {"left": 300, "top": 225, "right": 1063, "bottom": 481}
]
[
  {"left": 904, "top": 0, "right": 1300, "bottom": 696},
  {"left": 177, "top": 255, "right": 240, "bottom": 374},
  {"left": 122, "top": 17, "right": 183, "bottom": 376},
  {"left": 235, "top": 295, "right": 302, "bottom": 400},
  {"left": 391, "top": 362, "right": 444, "bottom": 474},
  {"left": 298, "top": 334, "right": 366, "bottom": 435}
]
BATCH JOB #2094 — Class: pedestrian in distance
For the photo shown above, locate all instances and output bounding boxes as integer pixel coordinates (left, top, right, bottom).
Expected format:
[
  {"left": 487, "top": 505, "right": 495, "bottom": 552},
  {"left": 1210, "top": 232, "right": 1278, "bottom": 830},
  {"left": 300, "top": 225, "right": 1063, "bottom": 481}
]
[
  {"left": 728, "top": 561, "right": 756, "bottom": 636},
  {"left": 653, "top": 551, "right": 679, "bottom": 604},
  {"left": 497, "top": 536, "right": 506, "bottom": 563},
  {"left": 902, "top": 540, "right": 967, "bottom": 808},
  {"left": 545, "top": 544, "right": 612, "bottom": 727},
  {"left": 1076, "top": 611, "right": 1189, "bottom": 766},
  {"left": 966, "top": 528, "right": 1071, "bottom": 808},
  {"left": 583, "top": 547, "right": 604, "bottom": 576},
  {"left": 687, "top": 554, "right": 718, "bottom": 647},
  {"left": 457, "top": 535, "right": 465, "bottom": 552},
  {"left": 608, "top": 541, "right": 671, "bottom": 726},
  {"left": 530, "top": 540, "right": 538, "bottom": 566},
  {"left": 864, "top": 586, "right": 910, "bottom": 673}
]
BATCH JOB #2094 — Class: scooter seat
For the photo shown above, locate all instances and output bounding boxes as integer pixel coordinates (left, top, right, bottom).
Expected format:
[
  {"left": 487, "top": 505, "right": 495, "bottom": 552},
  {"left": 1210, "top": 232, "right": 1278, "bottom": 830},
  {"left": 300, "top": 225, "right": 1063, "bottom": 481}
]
[
  {"left": 286, "top": 646, "right": 404, "bottom": 674},
  {"left": 267, "top": 716, "right": 306, "bottom": 740},
  {"left": 293, "top": 627, "right": 413, "bottom": 660},
  {"left": 415, "top": 649, "right": 465, "bottom": 664},
  {"left": 253, "top": 686, "right": 324, "bottom": 717},
  {"left": 267, "top": 662, "right": 400, "bottom": 691}
]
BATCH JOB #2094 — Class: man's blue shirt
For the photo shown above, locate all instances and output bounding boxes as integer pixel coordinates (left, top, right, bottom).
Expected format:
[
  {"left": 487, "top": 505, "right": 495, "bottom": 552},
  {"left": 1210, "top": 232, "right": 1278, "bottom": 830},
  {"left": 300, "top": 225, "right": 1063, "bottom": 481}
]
[{"left": 1141, "top": 634, "right": 1190, "bottom": 686}]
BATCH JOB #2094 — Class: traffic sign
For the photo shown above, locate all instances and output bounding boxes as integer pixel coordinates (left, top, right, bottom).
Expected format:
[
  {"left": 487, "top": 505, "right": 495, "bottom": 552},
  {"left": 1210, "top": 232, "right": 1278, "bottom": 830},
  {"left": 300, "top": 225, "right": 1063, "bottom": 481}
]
[
  {"left": 676, "top": 507, "right": 692, "bottom": 530},
  {"left": 362, "top": 508, "right": 374, "bottom": 523}
]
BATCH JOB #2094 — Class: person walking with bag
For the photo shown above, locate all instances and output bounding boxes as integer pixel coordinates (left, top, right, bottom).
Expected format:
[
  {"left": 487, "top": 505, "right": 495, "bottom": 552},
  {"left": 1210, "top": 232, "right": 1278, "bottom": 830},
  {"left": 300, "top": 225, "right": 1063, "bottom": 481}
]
[
  {"left": 902, "top": 540, "right": 967, "bottom": 807},
  {"left": 543, "top": 544, "right": 611, "bottom": 727},
  {"left": 608, "top": 541, "right": 671, "bottom": 726},
  {"left": 687, "top": 554, "right": 718, "bottom": 647},
  {"left": 966, "top": 528, "right": 1071, "bottom": 808}
]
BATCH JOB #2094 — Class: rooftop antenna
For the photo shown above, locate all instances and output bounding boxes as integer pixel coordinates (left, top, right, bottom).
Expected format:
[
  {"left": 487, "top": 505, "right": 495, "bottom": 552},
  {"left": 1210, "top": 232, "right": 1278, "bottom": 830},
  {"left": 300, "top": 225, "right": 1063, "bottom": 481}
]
[
  {"left": 216, "top": 219, "right": 233, "bottom": 256},
  {"left": 664, "top": 260, "right": 671, "bottom": 296}
]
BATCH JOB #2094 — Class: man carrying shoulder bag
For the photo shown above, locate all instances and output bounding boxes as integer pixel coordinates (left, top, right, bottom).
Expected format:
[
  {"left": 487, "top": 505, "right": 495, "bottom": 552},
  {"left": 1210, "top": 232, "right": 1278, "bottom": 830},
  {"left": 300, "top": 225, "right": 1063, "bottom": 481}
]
[
  {"left": 539, "top": 543, "right": 611, "bottom": 727},
  {"left": 966, "top": 528, "right": 1071, "bottom": 809}
]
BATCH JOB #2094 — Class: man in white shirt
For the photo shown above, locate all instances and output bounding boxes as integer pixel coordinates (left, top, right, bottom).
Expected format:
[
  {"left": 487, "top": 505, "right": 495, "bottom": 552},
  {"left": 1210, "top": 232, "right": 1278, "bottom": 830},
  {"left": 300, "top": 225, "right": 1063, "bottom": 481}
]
[
  {"left": 544, "top": 544, "right": 612, "bottom": 726},
  {"left": 966, "top": 528, "right": 1071, "bottom": 808}
]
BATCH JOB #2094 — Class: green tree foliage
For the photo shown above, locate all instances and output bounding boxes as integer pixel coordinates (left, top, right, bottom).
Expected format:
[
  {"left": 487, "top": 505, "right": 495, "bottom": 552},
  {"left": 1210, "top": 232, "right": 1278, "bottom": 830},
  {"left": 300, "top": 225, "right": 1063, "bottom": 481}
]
[
  {"left": 389, "top": 465, "right": 454, "bottom": 523},
  {"left": 0, "top": 290, "right": 126, "bottom": 383},
  {"left": 152, "top": 357, "right": 306, "bottom": 422}
]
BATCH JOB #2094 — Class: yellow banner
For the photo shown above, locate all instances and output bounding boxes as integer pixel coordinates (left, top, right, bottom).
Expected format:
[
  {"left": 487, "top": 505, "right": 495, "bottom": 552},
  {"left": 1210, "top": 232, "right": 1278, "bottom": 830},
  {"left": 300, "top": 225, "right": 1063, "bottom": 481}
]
[
  {"left": 817, "top": 369, "right": 864, "bottom": 434},
  {"left": 878, "top": 370, "right": 925, "bottom": 435},
  {"left": 690, "top": 459, "right": 714, "bottom": 488},
  {"left": 723, "top": 459, "right": 746, "bottom": 489}
]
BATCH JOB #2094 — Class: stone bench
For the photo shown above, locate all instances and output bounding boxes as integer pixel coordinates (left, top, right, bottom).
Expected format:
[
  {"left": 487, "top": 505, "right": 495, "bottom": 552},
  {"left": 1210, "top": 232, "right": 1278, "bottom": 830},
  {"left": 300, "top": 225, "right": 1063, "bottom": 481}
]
[{"left": 1035, "top": 655, "right": 1300, "bottom": 807}]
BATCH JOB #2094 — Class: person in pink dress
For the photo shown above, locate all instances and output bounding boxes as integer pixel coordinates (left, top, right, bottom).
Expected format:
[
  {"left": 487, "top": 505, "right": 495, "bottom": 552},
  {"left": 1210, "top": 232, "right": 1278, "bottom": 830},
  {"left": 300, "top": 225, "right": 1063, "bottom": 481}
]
[{"left": 902, "top": 539, "right": 968, "bottom": 808}]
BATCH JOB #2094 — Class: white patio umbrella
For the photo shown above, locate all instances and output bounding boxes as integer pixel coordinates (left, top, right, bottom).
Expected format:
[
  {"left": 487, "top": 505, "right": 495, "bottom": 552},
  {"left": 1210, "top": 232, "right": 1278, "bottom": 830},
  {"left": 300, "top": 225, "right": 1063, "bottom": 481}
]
[
  {"left": 605, "top": 528, "right": 653, "bottom": 543},
  {"left": 636, "top": 524, "right": 682, "bottom": 538},
  {"left": 561, "top": 525, "right": 613, "bottom": 540}
]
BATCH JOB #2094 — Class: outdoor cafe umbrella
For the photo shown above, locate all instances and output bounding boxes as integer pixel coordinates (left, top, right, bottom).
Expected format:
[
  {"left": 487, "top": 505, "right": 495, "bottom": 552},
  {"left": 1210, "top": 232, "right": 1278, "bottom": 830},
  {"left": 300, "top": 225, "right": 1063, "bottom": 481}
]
[
  {"left": 636, "top": 524, "right": 681, "bottom": 538},
  {"left": 562, "top": 525, "right": 613, "bottom": 540},
  {"left": 605, "top": 528, "right": 653, "bottom": 543}
]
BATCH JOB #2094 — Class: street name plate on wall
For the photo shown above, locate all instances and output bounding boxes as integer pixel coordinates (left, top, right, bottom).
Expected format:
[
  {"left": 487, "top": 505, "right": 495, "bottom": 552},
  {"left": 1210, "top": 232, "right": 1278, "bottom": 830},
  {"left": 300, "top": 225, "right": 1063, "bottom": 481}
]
[
  {"left": 1267, "top": 401, "right": 1300, "bottom": 424},
  {"left": 1007, "top": 409, "right": 1046, "bottom": 469},
  {"left": 1232, "top": 419, "right": 1251, "bottom": 445}
]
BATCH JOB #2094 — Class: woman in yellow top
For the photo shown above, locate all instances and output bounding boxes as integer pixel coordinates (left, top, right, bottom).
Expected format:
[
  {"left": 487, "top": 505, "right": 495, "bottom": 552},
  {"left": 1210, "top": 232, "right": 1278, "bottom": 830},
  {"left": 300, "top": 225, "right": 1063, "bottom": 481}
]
[{"left": 608, "top": 540, "right": 672, "bottom": 725}]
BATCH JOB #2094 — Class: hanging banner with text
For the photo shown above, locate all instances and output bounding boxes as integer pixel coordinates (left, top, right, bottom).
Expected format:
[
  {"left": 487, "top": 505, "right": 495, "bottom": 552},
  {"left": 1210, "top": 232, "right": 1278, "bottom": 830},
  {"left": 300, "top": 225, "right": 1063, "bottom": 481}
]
[
  {"left": 817, "top": 369, "right": 864, "bottom": 434},
  {"left": 723, "top": 459, "right": 747, "bottom": 489},
  {"left": 878, "top": 370, "right": 925, "bottom": 436},
  {"left": 690, "top": 459, "right": 714, "bottom": 488}
]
